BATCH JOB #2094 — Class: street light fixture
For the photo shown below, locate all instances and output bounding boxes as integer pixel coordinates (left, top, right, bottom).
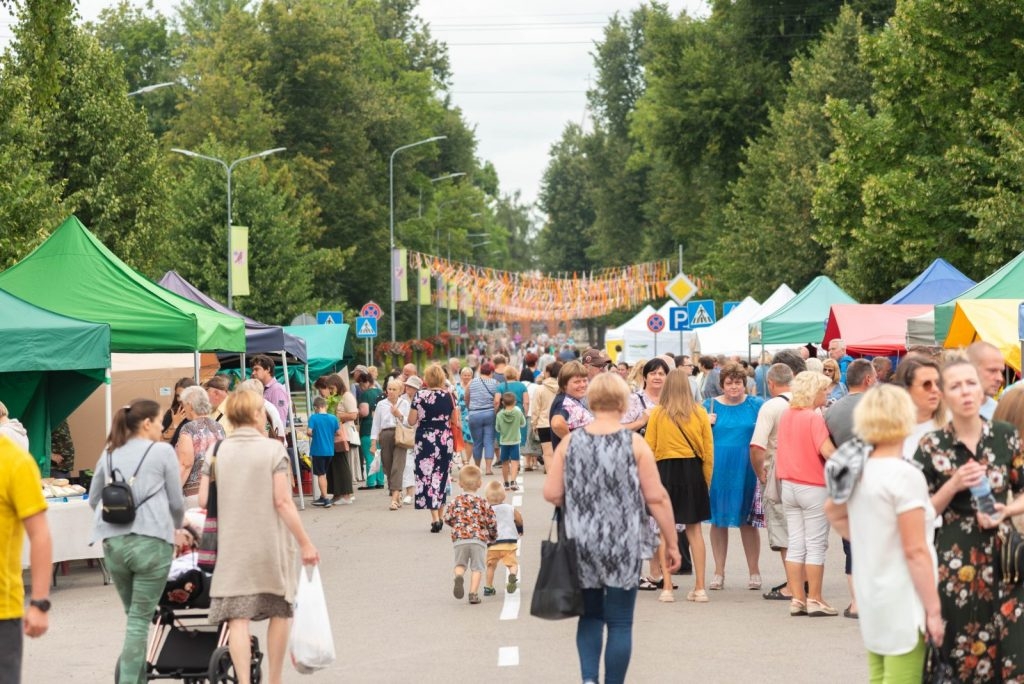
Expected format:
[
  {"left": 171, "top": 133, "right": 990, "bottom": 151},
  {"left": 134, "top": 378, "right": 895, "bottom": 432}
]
[
  {"left": 419, "top": 172, "right": 466, "bottom": 218},
  {"left": 389, "top": 135, "right": 446, "bottom": 341},
  {"left": 171, "top": 147, "right": 286, "bottom": 308},
  {"left": 128, "top": 81, "right": 177, "bottom": 96}
]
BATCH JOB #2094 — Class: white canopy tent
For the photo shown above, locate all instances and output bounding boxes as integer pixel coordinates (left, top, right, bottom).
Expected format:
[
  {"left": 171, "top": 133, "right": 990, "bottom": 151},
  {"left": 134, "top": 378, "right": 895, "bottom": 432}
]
[
  {"left": 906, "top": 309, "right": 937, "bottom": 347},
  {"left": 747, "top": 284, "right": 799, "bottom": 344},
  {"left": 693, "top": 297, "right": 762, "bottom": 358},
  {"left": 607, "top": 301, "right": 697, "bottom": 363}
]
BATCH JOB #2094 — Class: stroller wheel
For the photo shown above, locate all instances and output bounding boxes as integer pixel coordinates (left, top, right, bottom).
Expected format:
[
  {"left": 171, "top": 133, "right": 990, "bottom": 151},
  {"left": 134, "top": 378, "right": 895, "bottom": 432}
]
[{"left": 207, "top": 639, "right": 263, "bottom": 683}]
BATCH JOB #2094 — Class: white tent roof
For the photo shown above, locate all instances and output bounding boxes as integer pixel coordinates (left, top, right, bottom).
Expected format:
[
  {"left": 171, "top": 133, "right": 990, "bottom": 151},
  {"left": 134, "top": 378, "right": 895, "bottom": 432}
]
[
  {"left": 693, "top": 297, "right": 761, "bottom": 357},
  {"left": 607, "top": 304, "right": 657, "bottom": 337},
  {"left": 748, "top": 283, "right": 798, "bottom": 341},
  {"left": 906, "top": 309, "right": 936, "bottom": 348}
]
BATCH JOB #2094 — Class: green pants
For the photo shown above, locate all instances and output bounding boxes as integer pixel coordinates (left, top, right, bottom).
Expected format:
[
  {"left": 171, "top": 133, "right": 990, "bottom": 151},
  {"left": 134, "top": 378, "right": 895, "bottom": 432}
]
[
  {"left": 103, "top": 534, "right": 173, "bottom": 684},
  {"left": 868, "top": 634, "right": 925, "bottom": 684},
  {"left": 362, "top": 434, "right": 385, "bottom": 488}
]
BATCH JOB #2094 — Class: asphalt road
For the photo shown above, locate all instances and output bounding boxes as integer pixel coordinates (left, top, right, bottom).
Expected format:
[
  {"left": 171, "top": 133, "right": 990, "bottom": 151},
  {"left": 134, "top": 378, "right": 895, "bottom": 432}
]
[{"left": 23, "top": 468, "right": 868, "bottom": 683}]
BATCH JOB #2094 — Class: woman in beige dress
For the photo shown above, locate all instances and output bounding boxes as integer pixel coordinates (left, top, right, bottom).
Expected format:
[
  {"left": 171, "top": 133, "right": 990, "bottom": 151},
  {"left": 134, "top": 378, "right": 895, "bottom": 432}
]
[{"left": 199, "top": 389, "right": 318, "bottom": 684}]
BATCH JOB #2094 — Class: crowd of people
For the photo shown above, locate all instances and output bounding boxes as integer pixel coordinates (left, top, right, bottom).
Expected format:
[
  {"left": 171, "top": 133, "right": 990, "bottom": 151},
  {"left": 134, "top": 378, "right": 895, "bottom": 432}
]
[{"left": 6, "top": 332, "right": 1024, "bottom": 684}]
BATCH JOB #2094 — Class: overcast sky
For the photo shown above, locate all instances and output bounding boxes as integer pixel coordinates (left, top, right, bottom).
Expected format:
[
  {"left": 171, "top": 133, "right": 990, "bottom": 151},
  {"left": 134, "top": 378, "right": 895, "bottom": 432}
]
[{"left": 2, "top": 0, "right": 708, "bottom": 205}]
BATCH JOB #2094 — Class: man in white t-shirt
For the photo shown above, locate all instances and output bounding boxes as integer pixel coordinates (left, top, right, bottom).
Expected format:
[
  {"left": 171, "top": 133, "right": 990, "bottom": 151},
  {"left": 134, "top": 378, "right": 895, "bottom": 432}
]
[{"left": 750, "top": 361, "right": 797, "bottom": 600}]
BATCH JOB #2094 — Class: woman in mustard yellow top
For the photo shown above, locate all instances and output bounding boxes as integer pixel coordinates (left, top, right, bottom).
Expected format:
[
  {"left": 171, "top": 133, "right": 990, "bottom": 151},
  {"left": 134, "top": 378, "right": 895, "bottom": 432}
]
[{"left": 645, "top": 368, "right": 714, "bottom": 602}]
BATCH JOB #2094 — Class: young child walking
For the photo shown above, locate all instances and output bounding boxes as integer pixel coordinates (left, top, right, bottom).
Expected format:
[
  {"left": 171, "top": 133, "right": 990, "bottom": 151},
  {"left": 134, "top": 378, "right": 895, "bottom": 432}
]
[
  {"left": 307, "top": 396, "right": 341, "bottom": 508},
  {"left": 442, "top": 464, "right": 496, "bottom": 604},
  {"left": 495, "top": 392, "right": 526, "bottom": 491},
  {"left": 483, "top": 480, "right": 524, "bottom": 596}
]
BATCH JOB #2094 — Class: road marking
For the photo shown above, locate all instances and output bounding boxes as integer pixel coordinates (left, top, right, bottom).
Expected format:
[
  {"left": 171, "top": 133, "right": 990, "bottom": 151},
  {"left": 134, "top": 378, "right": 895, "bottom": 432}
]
[
  {"left": 498, "top": 646, "right": 520, "bottom": 667},
  {"left": 512, "top": 494, "right": 522, "bottom": 507},
  {"left": 499, "top": 575, "right": 521, "bottom": 621}
]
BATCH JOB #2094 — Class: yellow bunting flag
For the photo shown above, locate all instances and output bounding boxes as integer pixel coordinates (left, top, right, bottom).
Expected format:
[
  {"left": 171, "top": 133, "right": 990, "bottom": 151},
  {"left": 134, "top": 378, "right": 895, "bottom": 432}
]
[{"left": 230, "top": 225, "right": 249, "bottom": 297}]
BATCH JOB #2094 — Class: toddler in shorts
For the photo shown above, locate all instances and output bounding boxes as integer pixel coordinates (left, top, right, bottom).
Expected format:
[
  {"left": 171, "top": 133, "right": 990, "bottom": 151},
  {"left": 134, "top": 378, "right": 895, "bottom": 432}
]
[
  {"left": 483, "top": 480, "right": 524, "bottom": 596},
  {"left": 495, "top": 392, "right": 526, "bottom": 490},
  {"left": 442, "top": 464, "right": 496, "bottom": 604}
]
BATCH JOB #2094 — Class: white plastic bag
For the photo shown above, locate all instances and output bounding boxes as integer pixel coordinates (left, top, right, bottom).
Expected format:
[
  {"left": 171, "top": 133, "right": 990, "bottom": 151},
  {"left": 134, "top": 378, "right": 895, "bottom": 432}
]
[
  {"left": 289, "top": 565, "right": 336, "bottom": 674},
  {"left": 368, "top": 450, "right": 381, "bottom": 477}
]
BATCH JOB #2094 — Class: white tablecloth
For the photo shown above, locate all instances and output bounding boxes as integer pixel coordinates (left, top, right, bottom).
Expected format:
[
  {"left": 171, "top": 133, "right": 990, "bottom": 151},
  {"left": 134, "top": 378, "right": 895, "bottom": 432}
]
[{"left": 21, "top": 498, "right": 103, "bottom": 568}]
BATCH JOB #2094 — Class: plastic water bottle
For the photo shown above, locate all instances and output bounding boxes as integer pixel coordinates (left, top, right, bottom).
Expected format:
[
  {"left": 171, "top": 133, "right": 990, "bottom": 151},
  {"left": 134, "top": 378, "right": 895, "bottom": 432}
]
[{"left": 970, "top": 475, "right": 999, "bottom": 516}]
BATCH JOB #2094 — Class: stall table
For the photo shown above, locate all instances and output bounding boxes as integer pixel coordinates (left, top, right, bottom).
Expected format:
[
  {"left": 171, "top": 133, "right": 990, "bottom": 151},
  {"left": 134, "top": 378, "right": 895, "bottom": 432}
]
[{"left": 22, "top": 498, "right": 109, "bottom": 585}]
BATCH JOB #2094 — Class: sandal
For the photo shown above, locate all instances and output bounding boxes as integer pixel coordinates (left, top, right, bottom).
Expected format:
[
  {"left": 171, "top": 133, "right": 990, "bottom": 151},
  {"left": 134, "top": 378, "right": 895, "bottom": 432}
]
[
  {"left": 748, "top": 574, "right": 762, "bottom": 590},
  {"left": 687, "top": 589, "right": 709, "bottom": 603},
  {"left": 790, "top": 599, "right": 807, "bottom": 616},
  {"left": 638, "top": 576, "right": 660, "bottom": 591},
  {"left": 389, "top": 501, "right": 400, "bottom": 511},
  {"left": 658, "top": 590, "right": 675, "bottom": 603},
  {"left": 709, "top": 574, "right": 724, "bottom": 590}
]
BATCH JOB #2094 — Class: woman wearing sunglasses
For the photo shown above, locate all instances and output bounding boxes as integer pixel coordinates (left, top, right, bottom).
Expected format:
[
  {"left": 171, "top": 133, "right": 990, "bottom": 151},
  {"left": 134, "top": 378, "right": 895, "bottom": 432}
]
[
  {"left": 892, "top": 355, "right": 946, "bottom": 460},
  {"left": 821, "top": 359, "right": 847, "bottom": 408}
]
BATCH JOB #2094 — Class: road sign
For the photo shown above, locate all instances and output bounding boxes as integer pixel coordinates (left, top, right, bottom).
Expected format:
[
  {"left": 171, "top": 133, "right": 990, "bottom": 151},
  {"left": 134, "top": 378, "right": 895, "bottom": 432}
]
[
  {"left": 355, "top": 316, "right": 378, "bottom": 339},
  {"left": 316, "top": 311, "right": 343, "bottom": 325},
  {"left": 669, "top": 307, "right": 691, "bottom": 332},
  {"left": 359, "top": 301, "right": 383, "bottom": 320},
  {"left": 723, "top": 301, "right": 741, "bottom": 317},
  {"left": 687, "top": 300, "right": 716, "bottom": 328},
  {"left": 665, "top": 272, "right": 698, "bottom": 305},
  {"left": 646, "top": 313, "right": 666, "bottom": 333}
]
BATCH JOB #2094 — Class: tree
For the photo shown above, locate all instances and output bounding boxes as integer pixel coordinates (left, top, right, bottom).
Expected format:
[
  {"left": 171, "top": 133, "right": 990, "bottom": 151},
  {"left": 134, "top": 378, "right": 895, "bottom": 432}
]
[
  {"left": 715, "top": 7, "right": 872, "bottom": 299},
  {"left": 536, "top": 123, "right": 596, "bottom": 275},
  {"left": 814, "top": 0, "right": 1024, "bottom": 300}
]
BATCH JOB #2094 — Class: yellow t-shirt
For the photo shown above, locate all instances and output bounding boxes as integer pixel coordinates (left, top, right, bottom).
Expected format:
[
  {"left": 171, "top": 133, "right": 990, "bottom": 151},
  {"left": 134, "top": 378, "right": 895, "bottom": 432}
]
[
  {"left": 644, "top": 406, "right": 715, "bottom": 488},
  {"left": 0, "top": 436, "right": 47, "bottom": 619}
]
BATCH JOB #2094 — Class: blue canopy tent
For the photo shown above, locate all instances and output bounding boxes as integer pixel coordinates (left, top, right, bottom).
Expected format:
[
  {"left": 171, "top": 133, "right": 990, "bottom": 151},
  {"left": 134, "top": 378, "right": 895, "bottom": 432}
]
[{"left": 885, "top": 258, "right": 976, "bottom": 305}]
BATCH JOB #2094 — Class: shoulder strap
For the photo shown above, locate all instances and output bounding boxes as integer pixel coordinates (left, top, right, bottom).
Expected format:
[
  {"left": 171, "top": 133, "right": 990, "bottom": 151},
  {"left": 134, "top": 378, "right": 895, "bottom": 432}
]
[
  {"left": 671, "top": 415, "right": 704, "bottom": 460},
  {"left": 635, "top": 390, "right": 648, "bottom": 409},
  {"left": 129, "top": 443, "right": 155, "bottom": 481}
]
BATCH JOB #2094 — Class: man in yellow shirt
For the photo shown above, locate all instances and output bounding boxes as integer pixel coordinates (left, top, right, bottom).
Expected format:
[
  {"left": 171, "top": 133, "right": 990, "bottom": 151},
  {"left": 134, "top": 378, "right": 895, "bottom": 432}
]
[{"left": 1, "top": 435, "right": 51, "bottom": 684}]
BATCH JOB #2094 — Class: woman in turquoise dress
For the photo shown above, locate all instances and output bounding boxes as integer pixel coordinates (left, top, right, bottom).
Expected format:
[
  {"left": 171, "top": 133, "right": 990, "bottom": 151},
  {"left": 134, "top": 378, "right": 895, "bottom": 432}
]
[
  {"left": 703, "top": 363, "right": 764, "bottom": 591},
  {"left": 456, "top": 367, "right": 474, "bottom": 462}
]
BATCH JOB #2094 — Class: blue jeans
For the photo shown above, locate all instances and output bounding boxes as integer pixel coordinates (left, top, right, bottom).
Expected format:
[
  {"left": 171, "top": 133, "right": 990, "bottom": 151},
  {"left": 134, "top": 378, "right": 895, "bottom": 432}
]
[
  {"left": 576, "top": 587, "right": 638, "bottom": 684},
  {"left": 468, "top": 410, "right": 496, "bottom": 464}
]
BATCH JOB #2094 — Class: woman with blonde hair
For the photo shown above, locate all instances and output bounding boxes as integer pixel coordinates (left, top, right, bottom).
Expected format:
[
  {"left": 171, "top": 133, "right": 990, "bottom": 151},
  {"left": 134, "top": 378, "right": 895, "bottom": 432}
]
[
  {"left": 822, "top": 358, "right": 847, "bottom": 407},
  {"left": 776, "top": 371, "right": 837, "bottom": 617},
  {"left": 370, "top": 378, "right": 412, "bottom": 510},
  {"left": 199, "top": 389, "right": 318, "bottom": 684},
  {"left": 409, "top": 363, "right": 458, "bottom": 532},
  {"left": 644, "top": 368, "right": 713, "bottom": 602},
  {"left": 826, "top": 385, "right": 943, "bottom": 680}
]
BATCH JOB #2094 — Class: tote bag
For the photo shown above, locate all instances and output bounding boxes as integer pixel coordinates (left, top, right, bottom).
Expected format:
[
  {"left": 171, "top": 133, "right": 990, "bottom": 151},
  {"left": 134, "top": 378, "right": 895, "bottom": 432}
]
[{"left": 530, "top": 508, "right": 583, "bottom": 620}]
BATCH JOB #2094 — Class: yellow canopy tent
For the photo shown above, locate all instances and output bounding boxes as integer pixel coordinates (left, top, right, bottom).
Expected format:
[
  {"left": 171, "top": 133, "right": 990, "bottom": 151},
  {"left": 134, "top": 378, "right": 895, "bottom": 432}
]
[{"left": 944, "top": 299, "right": 1022, "bottom": 373}]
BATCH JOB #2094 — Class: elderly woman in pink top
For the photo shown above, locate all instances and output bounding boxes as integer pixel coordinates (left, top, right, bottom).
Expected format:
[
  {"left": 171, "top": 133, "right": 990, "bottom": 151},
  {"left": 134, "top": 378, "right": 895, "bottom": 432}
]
[{"left": 775, "top": 370, "right": 837, "bottom": 617}]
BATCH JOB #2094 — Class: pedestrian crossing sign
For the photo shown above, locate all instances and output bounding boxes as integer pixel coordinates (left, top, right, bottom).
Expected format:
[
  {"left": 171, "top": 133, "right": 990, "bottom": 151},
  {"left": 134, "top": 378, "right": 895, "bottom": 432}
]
[
  {"left": 686, "top": 299, "right": 716, "bottom": 328},
  {"left": 356, "top": 316, "right": 378, "bottom": 339}
]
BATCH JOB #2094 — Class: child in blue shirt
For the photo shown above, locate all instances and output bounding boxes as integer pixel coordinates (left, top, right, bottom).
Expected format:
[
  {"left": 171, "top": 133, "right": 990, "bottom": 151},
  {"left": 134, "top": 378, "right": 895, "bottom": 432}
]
[{"left": 306, "top": 396, "right": 341, "bottom": 508}]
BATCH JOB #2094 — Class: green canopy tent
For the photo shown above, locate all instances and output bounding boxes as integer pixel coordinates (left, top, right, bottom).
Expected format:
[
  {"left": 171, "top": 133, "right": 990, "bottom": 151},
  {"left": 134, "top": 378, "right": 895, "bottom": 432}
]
[
  {"left": 752, "top": 276, "right": 857, "bottom": 345},
  {"left": 0, "top": 289, "right": 111, "bottom": 473},
  {"left": 933, "top": 250, "right": 1024, "bottom": 345},
  {"left": 282, "top": 324, "right": 353, "bottom": 385},
  {"left": 0, "top": 216, "right": 246, "bottom": 353}
]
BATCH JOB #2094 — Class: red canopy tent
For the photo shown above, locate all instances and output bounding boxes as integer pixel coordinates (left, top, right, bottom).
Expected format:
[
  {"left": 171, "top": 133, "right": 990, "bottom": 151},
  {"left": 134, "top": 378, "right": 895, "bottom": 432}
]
[{"left": 822, "top": 304, "right": 933, "bottom": 356}]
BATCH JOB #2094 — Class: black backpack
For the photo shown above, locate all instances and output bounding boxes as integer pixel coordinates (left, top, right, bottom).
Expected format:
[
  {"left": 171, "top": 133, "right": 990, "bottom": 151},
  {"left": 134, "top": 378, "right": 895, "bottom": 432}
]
[{"left": 101, "top": 443, "right": 159, "bottom": 525}]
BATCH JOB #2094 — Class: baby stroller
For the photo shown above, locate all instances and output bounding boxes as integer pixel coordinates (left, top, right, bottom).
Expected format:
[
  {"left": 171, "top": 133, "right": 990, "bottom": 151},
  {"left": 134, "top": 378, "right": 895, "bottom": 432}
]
[{"left": 115, "top": 566, "right": 264, "bottom": 683}]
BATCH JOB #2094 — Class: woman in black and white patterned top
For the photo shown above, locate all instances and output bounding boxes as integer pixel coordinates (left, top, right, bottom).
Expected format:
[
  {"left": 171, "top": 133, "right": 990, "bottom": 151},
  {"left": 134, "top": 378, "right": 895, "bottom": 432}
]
[{"left": 544, "top": 372, "right": 679, "bottom": 684}]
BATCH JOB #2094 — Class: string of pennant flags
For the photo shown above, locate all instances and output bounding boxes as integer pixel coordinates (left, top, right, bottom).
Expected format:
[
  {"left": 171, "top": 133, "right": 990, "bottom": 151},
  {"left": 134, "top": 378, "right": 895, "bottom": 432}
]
[{"left": 391, "top": 249, "right": 709, "bottom": 321}]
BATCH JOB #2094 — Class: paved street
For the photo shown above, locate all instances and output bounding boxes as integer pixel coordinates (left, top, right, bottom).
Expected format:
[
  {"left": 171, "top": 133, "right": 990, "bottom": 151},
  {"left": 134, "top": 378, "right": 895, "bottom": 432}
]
[{"left": 24, "top": 468, "right": 868, "bottom": 683}]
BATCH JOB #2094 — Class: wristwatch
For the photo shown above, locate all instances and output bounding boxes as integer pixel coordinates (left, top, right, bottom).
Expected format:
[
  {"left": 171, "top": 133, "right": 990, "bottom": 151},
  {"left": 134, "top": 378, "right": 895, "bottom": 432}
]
[{"left": 29, "top": 598, "right": 51, "bottom": 613}]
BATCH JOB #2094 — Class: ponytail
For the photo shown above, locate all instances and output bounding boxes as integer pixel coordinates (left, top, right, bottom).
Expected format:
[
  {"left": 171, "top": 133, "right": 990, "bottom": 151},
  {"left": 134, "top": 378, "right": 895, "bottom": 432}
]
[{"left": 106, "top": 398, "right": 161, "bottom": 451}]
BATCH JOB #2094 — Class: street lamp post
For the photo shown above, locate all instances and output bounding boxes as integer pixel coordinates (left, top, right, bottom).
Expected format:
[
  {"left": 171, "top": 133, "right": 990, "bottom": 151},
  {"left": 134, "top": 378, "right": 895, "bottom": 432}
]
[
  {"left": 171, "top": 147, "right": 286, "bottom": 308},
  {"left": 419, "top": 172, "right": 465, "bottom": 339},
  {"left": 127, "top": 81, "right": 177, "bottom": 96},
  {"left": 389, "top": 136, "right": 446, "bottom": 342}
]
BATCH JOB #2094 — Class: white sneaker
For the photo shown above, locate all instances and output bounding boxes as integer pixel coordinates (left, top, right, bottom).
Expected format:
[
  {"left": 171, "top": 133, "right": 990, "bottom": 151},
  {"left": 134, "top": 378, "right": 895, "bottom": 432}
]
[{"left": 402, "top": 495, "right": 413, "bottom": 505}]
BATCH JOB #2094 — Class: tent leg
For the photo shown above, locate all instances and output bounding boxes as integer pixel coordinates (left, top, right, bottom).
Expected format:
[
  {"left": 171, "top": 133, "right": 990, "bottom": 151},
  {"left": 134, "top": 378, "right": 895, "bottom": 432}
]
[
  {"left": 104, "top": 368, "right": 113, "bottom": 437},
  {"left": 193, "top": 351, "right": 200, "bottom": 383},
  {"left": 281, "top": 352, "right": 305, "bottom": 510}
]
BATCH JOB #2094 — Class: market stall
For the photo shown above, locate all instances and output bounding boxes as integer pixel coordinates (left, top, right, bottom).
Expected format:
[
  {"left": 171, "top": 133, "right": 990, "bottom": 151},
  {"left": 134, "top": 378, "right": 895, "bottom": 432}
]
[
  {"left": 752, "top": 276, "right": 856, "bottom": 346},
  {"left": 944, "top": 299, "right": 1022, "bottom": 373},
  {"left": 822, "top": 304, "right": 933, "bottom": 356},
  {"left": 933, "top": 249, "right": 1024, "bottom": 344},
  {"left": 884, "top": 258, "right": 975, "bottom": 305}
]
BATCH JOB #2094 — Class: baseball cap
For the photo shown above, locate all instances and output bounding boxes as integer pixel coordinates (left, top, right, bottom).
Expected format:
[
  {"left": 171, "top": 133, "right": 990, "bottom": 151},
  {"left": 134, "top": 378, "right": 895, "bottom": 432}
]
[{"left": 582, "top": 348, "right": 611, "bottom": 367}]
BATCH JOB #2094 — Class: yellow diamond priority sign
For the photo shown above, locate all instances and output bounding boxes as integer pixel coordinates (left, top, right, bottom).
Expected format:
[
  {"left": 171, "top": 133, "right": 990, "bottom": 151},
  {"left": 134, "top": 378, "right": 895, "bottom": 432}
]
[{"left": 665, "top": 272, "right": 697, "bottom": 305}]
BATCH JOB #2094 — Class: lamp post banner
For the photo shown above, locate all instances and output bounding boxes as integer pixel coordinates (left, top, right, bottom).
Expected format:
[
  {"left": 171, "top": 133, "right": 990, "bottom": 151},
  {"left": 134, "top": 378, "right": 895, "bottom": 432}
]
[
  {"left": 391, "top": 248, "right": 408, "bottom": 302},
  {"left": 418, "top": 266, "right": 431, "bottom": 306},
  {"left": 230, "top": 225, "right": 250, "bottom": 297}
]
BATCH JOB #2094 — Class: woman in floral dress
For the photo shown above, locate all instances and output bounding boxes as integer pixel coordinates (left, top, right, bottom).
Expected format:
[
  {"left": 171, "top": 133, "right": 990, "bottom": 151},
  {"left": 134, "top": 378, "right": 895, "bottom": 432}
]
[
  {"left": 409, "top": 363, "right": 456, "bottom": 533},
  {"left": 914, "top": 359, "right": 1024, "bottom": 682}
]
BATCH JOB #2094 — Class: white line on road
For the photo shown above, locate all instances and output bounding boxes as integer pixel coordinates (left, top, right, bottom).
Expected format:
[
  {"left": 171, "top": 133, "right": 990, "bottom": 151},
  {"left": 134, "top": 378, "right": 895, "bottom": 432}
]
[{"left": 498, "top": 646, "right": 520, "bottom": 667}]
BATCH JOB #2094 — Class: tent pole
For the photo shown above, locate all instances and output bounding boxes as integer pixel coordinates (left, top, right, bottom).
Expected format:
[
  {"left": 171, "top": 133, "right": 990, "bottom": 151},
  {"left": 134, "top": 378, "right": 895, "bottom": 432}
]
[
  {"left": 104, "top": 368, "right": 113, "bottom": 437},
  {"left": 193, "top": 351, "right": 200, "bottom": 383},
  {"left": 281, "top": 352, "right": 305, "bottom": 510}
]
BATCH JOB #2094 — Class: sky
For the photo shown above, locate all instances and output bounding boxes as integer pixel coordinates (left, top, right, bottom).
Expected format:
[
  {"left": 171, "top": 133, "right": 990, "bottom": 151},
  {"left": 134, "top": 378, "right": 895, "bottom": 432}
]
[{"left": 1, "top": 0, "right": 708, "bottom": 206}]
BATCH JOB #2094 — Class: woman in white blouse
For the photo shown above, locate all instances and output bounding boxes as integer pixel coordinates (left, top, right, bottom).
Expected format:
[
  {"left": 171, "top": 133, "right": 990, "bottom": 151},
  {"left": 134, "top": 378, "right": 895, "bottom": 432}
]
[{"left": 370, "top": 378, "right": 413, "bottom": 510}]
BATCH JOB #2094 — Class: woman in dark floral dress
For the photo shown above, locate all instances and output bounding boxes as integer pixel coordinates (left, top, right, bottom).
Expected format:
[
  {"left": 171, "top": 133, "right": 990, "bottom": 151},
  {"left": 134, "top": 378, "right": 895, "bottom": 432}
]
[
  {"left": 409, "top": 364, "right": 456, "bottom": 533},
  {"left": 914, "top": 360, "right": 1024, "bottom": 682}
]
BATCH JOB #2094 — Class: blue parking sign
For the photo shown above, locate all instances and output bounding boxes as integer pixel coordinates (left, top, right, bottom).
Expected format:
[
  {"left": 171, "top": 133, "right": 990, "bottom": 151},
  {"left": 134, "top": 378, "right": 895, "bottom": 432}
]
[{"left": 669, "top": 307, "right": 691, "bottom": 331}]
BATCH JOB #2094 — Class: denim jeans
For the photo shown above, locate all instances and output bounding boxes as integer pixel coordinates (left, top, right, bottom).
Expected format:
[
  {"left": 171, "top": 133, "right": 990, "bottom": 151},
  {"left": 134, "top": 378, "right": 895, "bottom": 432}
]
[
  {"left": 0, "top": 618, "right": 23, "bottom": 684},
  {"left": 103, "top": 534, "right": 173, "bottom": 684},
  {"left": 576, "top": 587, "right": 638, "bottom": 684},
  {"left": 468, "top": 410, "right": 496, "bottom": 464}
]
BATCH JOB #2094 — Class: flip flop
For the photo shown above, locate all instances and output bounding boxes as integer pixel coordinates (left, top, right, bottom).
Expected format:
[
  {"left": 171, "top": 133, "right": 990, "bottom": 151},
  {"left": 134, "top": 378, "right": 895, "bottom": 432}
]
[{"left": 843, "top": 606, "right": 859, "bottom": 619}]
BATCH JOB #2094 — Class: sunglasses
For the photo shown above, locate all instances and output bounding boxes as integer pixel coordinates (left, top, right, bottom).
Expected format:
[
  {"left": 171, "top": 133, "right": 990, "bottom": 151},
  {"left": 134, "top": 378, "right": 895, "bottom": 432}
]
[
  {"left": 915, "top": 379, "right": 938, "bottom": 391},
  {"left": 823, "top": 369, "right": 835, "bottom": 374}
]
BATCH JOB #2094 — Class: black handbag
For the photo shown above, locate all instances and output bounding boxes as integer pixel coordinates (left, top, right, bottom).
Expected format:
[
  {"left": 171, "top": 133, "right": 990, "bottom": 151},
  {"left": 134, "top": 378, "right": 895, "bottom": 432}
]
[
  {"left": 924, "top": 637, "right": 956, "bottom": 684},
  {"left": 530, "top": 508, "right": 584, "bottom": 620},
  {"left": 998, "top": 524, "right": 1024, "bottom": 585}
]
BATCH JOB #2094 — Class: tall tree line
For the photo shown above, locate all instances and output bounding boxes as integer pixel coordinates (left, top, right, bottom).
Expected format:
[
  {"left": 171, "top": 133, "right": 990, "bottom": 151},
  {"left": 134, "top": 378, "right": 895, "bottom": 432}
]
[
  {"left": 538, "top": 0, "right": 1024, "bottom": 315},
  {"left": 0, "top": 0, "right": 536, "bottom": 336}
]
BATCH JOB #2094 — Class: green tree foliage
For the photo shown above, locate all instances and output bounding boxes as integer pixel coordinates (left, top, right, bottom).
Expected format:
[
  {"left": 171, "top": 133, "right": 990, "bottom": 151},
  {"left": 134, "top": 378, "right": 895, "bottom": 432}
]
[
  {"left": 536, "top": 123, "right": 596, "bottom": 275},
  {"left": 814, "top": 0, "right": 1024, "bottom": 301},
  {"left": 716, "top": 7, "right": 872, "bottom": 300}
]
